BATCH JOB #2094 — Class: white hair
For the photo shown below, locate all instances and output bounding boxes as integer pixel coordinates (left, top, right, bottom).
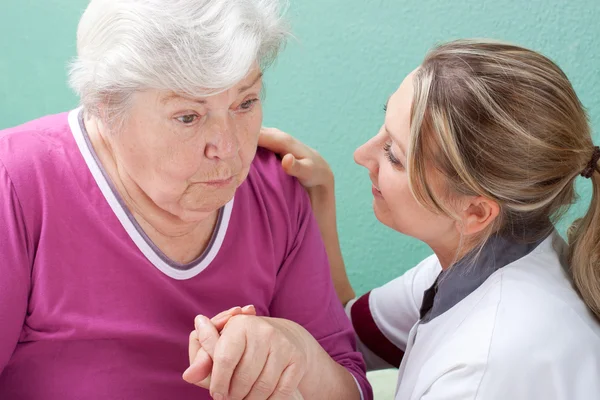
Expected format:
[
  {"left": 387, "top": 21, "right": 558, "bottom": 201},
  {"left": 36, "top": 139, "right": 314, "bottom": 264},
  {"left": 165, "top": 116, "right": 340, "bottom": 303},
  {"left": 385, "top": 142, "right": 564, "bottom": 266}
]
[{"left": 68, "top": 0, "right": 289, "bottom": 120}]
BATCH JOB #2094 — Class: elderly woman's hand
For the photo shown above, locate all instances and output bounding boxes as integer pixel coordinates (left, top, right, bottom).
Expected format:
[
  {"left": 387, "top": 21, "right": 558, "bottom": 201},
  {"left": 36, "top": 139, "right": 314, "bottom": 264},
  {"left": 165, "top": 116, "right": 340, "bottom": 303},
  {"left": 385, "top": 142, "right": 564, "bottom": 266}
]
[
  {"left": 184, "top": 305, "right": 257, "bottom": 388},
  {"left": 259, "top": 127, "right": 334, "bottom": 195},
  {"left": 184, "top": 312, "right": 310, "bottom": 400}
]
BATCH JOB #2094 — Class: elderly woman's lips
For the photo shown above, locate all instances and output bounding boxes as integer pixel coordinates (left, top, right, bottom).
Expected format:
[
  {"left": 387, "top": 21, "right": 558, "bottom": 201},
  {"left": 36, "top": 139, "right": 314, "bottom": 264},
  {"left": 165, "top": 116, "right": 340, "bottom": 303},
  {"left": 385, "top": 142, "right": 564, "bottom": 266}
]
[{"left": 200, "top": 177, "right": 234, "bottom": 187}]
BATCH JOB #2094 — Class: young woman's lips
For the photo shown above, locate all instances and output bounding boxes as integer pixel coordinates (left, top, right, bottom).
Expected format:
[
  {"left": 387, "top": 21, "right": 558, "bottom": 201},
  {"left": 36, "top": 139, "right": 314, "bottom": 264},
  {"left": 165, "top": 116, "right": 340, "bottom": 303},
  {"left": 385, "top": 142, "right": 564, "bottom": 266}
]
[{"left": 372, "top": 185, "right": 383, "bottom": 197}]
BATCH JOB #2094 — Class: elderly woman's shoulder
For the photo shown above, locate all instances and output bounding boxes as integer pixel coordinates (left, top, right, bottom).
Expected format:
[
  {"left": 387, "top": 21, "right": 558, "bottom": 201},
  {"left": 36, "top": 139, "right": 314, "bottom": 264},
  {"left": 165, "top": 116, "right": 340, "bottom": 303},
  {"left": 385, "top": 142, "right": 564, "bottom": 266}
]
[
  {"left": 250, "top": 147, "right": 300, "bottom": 190},
  {"left": 245, "top": 146, "right": 310, "bottom": 210},
  {"left": 0, "top": 111, "right": 73, "bottom": 181}
]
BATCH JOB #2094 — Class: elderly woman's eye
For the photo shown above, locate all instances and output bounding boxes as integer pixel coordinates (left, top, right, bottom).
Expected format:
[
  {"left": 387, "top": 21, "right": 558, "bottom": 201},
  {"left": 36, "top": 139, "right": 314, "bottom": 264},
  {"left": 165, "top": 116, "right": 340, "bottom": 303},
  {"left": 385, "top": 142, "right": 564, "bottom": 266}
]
[
  {"left": 176, "top": 114, "right": 198, "bottom": 124},
  {"left": 240, "top": 98, "right": 259, "bottom": 111}
]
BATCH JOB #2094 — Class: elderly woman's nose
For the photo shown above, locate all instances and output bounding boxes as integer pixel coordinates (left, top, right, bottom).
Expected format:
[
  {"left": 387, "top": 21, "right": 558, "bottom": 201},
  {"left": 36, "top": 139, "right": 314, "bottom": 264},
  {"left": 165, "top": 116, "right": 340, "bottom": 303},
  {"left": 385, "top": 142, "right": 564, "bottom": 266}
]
[{"left": 205, "top": 117, "right": 239, "bottom": 160}]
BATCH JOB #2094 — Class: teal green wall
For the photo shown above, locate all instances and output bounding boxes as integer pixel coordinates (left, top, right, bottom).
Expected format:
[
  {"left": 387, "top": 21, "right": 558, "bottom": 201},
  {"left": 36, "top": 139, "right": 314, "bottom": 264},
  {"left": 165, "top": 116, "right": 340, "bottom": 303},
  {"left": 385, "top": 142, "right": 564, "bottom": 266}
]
[{"left": 1, "top": 1, "right": 599, "bottom": 294}]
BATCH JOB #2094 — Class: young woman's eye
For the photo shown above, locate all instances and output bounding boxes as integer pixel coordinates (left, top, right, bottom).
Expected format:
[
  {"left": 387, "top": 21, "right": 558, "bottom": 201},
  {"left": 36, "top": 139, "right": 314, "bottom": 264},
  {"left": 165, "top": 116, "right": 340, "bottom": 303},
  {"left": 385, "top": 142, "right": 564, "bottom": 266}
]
[
  {"left": 383, "top": 142, "right": 402, "bottom": 167},
  {"left": 176, "top": 114, "right": 198, "bottom": 124},
  {"left": 239, "top": 98, "right": 259, "bottom": 111},
  {"left": 383, "top": 104, "right": 387, "bottom": 112}
]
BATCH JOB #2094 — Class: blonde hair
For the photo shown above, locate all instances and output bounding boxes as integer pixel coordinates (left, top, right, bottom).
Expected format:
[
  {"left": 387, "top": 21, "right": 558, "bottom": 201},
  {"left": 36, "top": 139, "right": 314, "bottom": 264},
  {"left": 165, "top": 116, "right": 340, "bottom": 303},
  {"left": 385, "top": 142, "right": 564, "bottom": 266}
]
[{"left": 408, "top": 39, "right": 600, "bottom": 318}]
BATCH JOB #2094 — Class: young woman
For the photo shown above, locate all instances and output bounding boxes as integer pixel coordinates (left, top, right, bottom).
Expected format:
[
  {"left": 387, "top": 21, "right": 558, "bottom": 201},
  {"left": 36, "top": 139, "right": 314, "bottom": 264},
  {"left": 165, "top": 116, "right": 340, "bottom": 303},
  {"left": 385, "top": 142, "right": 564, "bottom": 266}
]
[{"left": 189, "top": 39, "right": 600, "bottom": 399}]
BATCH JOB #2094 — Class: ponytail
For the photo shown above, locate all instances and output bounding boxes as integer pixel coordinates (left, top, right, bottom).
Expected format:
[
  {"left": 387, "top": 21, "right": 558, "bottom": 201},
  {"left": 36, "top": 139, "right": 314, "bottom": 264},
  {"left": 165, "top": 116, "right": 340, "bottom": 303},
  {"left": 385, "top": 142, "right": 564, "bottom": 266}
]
[{"left": 568, "top": 171, "right": 600, "bottom": 320}]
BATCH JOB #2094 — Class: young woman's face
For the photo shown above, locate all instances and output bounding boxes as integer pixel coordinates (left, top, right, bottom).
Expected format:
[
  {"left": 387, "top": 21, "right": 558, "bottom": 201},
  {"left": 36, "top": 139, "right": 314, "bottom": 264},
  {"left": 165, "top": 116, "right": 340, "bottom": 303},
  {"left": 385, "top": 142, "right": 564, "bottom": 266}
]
[{"left": 353, "top": 72, "right": 459, "bottom": 247}]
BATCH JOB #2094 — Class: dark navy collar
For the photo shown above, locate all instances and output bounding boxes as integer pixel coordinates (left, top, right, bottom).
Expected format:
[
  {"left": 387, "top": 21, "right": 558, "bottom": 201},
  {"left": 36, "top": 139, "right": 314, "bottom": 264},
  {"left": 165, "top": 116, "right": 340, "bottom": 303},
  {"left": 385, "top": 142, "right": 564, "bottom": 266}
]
[{"left": 420, "top": 234, "right": 547, "bottom": 323}]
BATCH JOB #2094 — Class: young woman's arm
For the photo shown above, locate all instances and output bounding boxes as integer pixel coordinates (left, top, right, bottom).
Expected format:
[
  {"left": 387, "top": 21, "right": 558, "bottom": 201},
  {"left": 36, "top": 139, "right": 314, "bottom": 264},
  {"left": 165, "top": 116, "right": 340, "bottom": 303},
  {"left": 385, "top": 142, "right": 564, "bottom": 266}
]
[
  {"left": 259, "top": 127, "right": 355, "bottom": 305},
  {"left": 258, "top": 128, "right": 444, "bottom": 374}
]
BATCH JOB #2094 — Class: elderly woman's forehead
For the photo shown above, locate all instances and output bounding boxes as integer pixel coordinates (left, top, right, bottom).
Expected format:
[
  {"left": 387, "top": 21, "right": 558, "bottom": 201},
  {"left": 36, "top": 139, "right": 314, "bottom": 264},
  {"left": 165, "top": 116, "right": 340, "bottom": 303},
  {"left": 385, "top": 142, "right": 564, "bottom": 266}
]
[
  {"left": 151, "top": 69, "right": 264, "bottom": 106},
  {"left": 237, "top": 68, "right": 264, "bottom": 89}
]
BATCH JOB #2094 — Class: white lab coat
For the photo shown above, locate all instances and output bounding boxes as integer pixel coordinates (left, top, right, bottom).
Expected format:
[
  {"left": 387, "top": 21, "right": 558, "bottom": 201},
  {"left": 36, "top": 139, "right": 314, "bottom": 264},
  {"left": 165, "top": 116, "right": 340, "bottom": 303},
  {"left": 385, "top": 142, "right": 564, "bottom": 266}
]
[{"left": 348, "top": 232, "right": 600, "bottom": 399}]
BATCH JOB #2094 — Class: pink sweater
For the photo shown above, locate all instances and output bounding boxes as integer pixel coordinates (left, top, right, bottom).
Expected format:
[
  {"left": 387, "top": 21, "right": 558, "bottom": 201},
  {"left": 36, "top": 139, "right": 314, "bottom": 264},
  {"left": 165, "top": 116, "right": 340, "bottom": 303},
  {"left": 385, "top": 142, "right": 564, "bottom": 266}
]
[{"left": 0, "top": 110, "right": 371, "bottom": 399}]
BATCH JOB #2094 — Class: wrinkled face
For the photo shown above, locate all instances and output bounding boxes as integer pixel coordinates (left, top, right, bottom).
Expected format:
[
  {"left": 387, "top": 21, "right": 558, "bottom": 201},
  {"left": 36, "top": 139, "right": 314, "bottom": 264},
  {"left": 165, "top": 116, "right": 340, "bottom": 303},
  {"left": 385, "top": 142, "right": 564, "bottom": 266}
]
[
  {"left": 353, "top": 71, "right": 458, "bottom": 245},
  {"left": 106, "top": 66, "right": 263, "bottom": 222}
]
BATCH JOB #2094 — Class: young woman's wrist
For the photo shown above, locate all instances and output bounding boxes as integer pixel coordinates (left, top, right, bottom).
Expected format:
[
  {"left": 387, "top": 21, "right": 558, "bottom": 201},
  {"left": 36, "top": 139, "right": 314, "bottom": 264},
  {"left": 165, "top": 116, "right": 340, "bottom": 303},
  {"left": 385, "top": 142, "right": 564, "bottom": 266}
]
[{"left": 308, "top": 179, "right": 335, "bottom": 211}]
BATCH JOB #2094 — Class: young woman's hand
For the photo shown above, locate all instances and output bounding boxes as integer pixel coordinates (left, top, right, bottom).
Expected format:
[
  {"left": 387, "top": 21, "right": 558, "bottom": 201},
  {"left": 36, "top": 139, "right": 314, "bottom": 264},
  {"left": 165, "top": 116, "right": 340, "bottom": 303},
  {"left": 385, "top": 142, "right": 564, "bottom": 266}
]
[
  {"left": 185, "top": 311, "right": 309, "bottom": 400},
  {"left": 259, "top": 127, "right": 355, "bottom": 305},
  {"left": 259, "top": 127, "right": 334, "bottom": 198}
]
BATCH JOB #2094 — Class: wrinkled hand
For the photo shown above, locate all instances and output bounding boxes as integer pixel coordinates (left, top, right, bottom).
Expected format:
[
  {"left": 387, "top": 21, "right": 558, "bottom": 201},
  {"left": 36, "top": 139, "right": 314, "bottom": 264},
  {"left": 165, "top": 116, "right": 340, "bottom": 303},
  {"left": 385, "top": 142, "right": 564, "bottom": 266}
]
[
  {"left": 184, "top": 306, "right": 257, "bottom": 389},
  {"left": 184, "top": 307, "right": 307, "bottom": 399},
  {"left": 259, "top": 127, "right": 334, "bottom": 193}
]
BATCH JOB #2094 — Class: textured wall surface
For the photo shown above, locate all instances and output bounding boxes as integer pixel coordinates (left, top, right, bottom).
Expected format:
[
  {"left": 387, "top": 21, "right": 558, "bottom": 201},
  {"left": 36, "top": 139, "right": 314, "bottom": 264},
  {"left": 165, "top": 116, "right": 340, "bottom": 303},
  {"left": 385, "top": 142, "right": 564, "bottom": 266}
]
[{"left": 1, "top": 0, "right": 599, "bottom": 294}]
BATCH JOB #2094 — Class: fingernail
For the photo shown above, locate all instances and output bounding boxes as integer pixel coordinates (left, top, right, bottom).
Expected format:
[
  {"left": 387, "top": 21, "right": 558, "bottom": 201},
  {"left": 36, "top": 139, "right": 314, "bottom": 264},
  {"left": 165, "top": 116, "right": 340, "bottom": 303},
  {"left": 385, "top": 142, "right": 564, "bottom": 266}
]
[
  {"left": 242, "top": 305, "right": 255, "bottom": 312},
  {"left": 195, "top": 315, "right": 207, "bottom": 330}
]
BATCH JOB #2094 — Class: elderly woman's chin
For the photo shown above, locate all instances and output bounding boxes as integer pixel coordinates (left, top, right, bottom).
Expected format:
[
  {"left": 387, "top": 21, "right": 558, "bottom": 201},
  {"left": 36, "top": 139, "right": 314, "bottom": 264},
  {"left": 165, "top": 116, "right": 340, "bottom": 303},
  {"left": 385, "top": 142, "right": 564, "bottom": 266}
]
[{"left": 168, "top": 171, "right": 248, "bottom": 222}]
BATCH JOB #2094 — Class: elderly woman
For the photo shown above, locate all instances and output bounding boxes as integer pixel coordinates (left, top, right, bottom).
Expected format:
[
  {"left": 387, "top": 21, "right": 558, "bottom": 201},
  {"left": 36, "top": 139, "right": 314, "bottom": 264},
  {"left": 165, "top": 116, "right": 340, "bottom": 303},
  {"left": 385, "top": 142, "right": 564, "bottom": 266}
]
[{"left": 0, "top": 1, "right": 370, "bottom": 399}]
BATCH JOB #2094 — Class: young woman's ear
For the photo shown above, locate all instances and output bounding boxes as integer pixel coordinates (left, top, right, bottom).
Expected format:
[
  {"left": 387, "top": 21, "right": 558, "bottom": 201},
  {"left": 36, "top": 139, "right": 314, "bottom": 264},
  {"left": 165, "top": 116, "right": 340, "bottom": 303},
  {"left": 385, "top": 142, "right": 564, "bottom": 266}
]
[{"left": 456, "top": 196, "right": 500, "bottom": 235}]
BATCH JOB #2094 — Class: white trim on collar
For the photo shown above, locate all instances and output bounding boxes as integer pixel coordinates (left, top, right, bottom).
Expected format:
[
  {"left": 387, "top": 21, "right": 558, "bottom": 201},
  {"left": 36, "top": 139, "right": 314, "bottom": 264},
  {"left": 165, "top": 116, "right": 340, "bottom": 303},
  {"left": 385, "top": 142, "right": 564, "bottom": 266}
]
[{"left": 68, "top": 107, "right": 234, "bottom": 280}]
